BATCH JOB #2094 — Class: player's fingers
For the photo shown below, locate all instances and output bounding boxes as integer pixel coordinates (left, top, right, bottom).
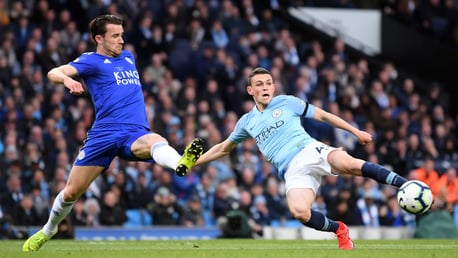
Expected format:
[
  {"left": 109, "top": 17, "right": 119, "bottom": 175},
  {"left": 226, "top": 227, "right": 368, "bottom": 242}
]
[{"left": 69, "top": 85, "right": 84, "bottom": 95}]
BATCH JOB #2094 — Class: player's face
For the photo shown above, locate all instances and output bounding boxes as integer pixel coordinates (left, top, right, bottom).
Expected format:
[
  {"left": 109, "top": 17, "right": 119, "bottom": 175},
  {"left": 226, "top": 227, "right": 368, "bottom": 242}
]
[
  {"left": 97, "top": 24, "right": 124, "bottom": 57},
  {"left": 247, "top": 73, "right": 275, "bottom": 111}
]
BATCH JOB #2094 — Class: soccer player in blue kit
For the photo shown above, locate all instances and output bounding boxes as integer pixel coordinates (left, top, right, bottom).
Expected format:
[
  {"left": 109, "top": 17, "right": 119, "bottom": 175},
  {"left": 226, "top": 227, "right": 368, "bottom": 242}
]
[
  {"left": 23, "top": 14, "right": 203, "bottom": 251},
  {"left": 188, "top": 67, "right": 409, "bottom": 249}
]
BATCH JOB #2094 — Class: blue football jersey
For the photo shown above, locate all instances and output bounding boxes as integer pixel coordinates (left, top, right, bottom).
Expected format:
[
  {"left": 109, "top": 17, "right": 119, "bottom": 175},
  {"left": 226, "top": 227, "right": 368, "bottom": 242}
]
[
  {"left": 228, "top": 95, "right": 317, "bottom": 178},
  {"left": 69, "top": 50, "right": 149, "bottom": 128}
]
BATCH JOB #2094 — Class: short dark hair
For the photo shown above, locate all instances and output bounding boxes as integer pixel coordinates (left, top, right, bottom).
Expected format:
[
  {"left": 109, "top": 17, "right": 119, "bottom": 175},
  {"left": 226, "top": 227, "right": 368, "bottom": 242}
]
[
  {"left": 89, "top": 14, "right": 124, "bottom": 43},
  {"left": 247, "top": 67, "right": 271, "bottom": 87}
]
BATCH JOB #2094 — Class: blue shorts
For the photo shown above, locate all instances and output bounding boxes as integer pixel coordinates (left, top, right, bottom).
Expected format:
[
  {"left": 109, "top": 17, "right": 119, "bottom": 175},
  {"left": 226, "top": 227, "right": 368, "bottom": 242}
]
[{"left": 74, "top": 124, "right": 154, "bottom": 168}]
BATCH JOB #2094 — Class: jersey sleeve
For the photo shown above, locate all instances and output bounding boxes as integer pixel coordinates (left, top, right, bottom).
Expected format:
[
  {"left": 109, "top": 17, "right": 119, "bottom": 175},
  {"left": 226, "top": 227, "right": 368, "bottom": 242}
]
[
  {"left": 285, "top": 95, "right": 315, "bottom": 118},
  {"left": 228, "top": 114, "right": 250, "bottom": 143},
  {"left": 69, "top": 52, "right": 96, "bottom": 77}
]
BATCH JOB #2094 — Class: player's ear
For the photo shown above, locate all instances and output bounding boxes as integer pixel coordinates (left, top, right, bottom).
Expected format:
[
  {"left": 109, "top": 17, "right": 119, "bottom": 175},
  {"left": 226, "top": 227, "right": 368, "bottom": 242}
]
[
  {"left": 94, "top": 34, "right": 103, "bottom": 44},
  {"left": 246, "top": 85, "right": 253, "bottom": 95}
]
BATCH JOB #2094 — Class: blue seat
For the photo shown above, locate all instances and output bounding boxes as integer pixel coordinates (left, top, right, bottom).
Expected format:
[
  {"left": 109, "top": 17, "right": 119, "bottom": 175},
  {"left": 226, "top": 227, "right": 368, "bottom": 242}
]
[
  {"left": 124, "top": 209, "right": 142, "bottom": 228},
  {"left": 124, "top": 209, "right": 152, "bottom": 228},
  {"left": 283, "top": 219, "right": 303, "bottom": 228},
  {"left": 270, "top": 219, "right": 281, "bottom": 227}
]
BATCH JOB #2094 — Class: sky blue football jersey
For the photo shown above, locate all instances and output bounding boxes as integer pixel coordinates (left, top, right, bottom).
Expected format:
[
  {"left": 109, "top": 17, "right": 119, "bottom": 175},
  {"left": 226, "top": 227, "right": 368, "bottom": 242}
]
[
  {"left": 69, "top": 50, "right": 149, "bottom": 128},
  {"left": 228, "top": 95, "right": 317, "bottom": 178}
]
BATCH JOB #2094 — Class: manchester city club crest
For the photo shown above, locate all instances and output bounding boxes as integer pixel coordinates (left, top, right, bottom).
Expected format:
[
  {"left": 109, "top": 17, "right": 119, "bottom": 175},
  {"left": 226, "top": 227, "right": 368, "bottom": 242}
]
[{"left": 272, "top": 109, "right": 282, "bottom": 118}]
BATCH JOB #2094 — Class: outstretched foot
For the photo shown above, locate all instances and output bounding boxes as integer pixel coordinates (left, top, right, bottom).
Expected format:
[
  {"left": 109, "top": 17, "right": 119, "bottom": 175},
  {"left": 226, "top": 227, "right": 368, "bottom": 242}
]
[
  {"left": 175, "top": 138, "right": 204, "bottom": 176},
  {"left": 22, "top": 228, "right": 58, "bottom": 252},
  {"left": 336, "top": 221, "right": 354, "bottom": 250}
]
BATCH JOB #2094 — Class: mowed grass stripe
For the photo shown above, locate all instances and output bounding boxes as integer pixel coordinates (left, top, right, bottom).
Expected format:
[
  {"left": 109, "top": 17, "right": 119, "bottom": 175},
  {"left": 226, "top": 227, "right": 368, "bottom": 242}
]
[{"left": 3, "top": 239, "right": 458, "bottom": 258}]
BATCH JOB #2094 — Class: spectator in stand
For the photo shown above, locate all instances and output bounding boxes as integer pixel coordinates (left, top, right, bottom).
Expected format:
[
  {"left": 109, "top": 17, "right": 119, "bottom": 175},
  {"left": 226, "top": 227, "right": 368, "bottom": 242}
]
[
  {"left": 251, "top": 194, "right": 270, "bottom": 227},
  {"left": 70, "top": 200, "right": 88, "bottom": 226},
  {"left": 422, "top": 136, "right": 440, "bottom": 160},
  {"left": 126, "top": 170, "right": 154, "bottom": 210},
  {"left": 99, "top": 190, "right": 127, "bottom": 226},
  {"left": 409, "top": 156, "right": 440, "bottom": 188},
  {"left": 393, "top": 77, "right": 416, "bottom": 110},
  {"left": 439, "top": 137, "right": 458, "bottom": 162},
  {"left": 172, "top": 169, "right": 200, "bottom": 202},
  {"left": 0, "top": 174, "right": 25, "bottom": 216},
  {"left": 356, "top": 191, "right": 380, "bottom": 228},
  {"left": 379, "top": 195, "right": 408, "bottom": 227},
  {"left": 320, "top": 175, "right": 344, "bottom": 206},
  {"left": 13, "top": 194, "right": 43, "bottom": 226},
  {"left": 29, "top": 183, "right": 49, "bottom": 221},
  {"left": 59, "top": 21, "right": 81, "bottom": 56},
  {"left": 264, "top": 175, "right": 288, "bottom": 222},
  {"left": 192, "top": 171, "right": 216, "bottom": 223},
  {"left": 405, "top": 133, "right": 426, "bottom": 170},
  {"left": 327, "top": 187, "right": 361, "bottom": 226},
  {"left": 209, "top": 19, "right": 229, "bottom": 49},
  {"left": 236, "top": 189, "right": 263, "bottom": 237},
  {"left": 147, "top": 186, "right": 184, "bottom": 226},
  {"left": 182, "top": 195, "right": 205, "bottom": 227},
  {"left": 213, "top": 180, "right": 238, "bottom": 221},
  {"left": 431, "top": 167, "right": 458, "bottom": 211},
  {"left": 83, "top": 198, "right": 100, "bottom": 227},
  {"left": 128, "top": 12, "right": 154, "bottom": 67}
]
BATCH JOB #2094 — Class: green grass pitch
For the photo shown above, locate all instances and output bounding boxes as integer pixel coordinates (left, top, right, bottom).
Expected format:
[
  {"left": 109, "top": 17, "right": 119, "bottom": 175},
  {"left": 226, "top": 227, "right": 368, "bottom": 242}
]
[{"left": 5, "top": 239, "right": 458, "bottom": 258}]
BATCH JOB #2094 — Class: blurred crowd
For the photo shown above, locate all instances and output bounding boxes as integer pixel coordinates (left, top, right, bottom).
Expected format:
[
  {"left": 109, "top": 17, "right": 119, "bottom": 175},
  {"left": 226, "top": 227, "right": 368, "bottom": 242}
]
[
  {"left": 0, "top": 0, "right": 458, "bottom": 239},
  {"left": 382, "top": 0, "right": 458, "bottom": 48}
]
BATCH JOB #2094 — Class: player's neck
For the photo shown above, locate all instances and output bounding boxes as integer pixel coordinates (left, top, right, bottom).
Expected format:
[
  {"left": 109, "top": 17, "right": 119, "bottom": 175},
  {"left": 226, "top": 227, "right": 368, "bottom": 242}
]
[{"left": 256, "top": 103, "right": 267, "bottom": 112}]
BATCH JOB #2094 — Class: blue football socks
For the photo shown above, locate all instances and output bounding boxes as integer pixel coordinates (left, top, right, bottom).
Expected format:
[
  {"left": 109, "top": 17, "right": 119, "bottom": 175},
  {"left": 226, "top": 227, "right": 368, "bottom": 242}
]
[
  {"left": 361, "top": 162, "right": 407, "bottom": 187},
  {"left": 304, "top": 210, "right": 339, "bottom": 233}
]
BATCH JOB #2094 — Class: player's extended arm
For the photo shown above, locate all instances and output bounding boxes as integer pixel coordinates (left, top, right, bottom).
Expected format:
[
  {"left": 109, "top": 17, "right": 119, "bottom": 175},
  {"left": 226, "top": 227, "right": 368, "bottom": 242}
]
[
  {"left": 312, "top": 106, "right": 372, "bottom": 145},
  {"left": 193, "top": 139, "right": 238, "bottom": 167},
  {"left": 47, "top": 64, "right": 85, "bottom": 95}
]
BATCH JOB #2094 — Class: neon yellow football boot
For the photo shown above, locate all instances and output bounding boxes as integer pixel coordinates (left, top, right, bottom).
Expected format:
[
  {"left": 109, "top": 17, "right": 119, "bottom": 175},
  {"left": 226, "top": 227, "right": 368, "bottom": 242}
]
[
  {"left": 22, "top": 228, "right": 58, "bottom": 252},
  {"left": 175, "top": 138, "right": 204, "bottom": 176}
]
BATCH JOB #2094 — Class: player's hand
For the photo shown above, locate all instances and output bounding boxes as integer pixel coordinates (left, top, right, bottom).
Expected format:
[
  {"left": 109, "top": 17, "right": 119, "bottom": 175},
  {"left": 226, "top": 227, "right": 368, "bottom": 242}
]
[
  {"left": 355, "top": 130, "right": 373, "bottom": 145},
  {"left": 63, "top": 77, "right": 85, "bottom": 95}
]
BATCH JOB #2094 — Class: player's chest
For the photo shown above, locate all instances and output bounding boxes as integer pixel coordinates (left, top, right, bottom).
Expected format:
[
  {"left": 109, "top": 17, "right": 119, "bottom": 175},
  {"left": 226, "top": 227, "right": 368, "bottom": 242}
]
[
  {"left": 247, "top": 107, "right": 291, "bottom": 135},
  {"left": 98, "top": 59, "right": 141, "bottom": 86}
]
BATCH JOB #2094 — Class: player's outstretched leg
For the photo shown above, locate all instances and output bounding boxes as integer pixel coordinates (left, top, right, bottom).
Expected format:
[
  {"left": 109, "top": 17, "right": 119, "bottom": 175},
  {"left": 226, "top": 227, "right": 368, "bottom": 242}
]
[
  {"left": 22, "top": 228, "right": 58, "bottom": 252},
  {"left": 175, "top": 138, "right": 204, "bottom": 176},
  {"left": 336, "top": 221, "right": 354, "bottom": 250}
]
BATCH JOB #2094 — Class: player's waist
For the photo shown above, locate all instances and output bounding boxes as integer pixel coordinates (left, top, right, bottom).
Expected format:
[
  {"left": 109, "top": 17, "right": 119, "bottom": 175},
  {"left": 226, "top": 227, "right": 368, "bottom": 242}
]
[{"left": 90, "top": 122, "right": 150, "bottom": 131}]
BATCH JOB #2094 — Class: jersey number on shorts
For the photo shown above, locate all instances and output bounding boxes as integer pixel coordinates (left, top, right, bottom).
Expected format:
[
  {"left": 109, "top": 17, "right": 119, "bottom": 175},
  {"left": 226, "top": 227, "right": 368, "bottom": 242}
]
[{"left": 315, "top": 146, "right": 328, "bottom": 154}]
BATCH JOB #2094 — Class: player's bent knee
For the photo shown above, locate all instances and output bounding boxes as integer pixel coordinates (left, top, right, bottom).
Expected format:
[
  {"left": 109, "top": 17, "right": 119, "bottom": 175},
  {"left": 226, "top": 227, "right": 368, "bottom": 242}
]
[
  {"left": 62, "top": 187, "right": 83, "bottom": 202},
  {"left": 347, "top": 158, "right": 364, "bottom": 175},
  {"left": 290, "top": 207, "right": 311, "bottom": 222}
]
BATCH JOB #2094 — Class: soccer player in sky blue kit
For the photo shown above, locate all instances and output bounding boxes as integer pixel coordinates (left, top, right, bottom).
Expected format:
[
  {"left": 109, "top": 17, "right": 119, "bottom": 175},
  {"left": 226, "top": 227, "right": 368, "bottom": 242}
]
[
  {"left": 187, "top": 67, "right": 409, "bottom": 249},
  {"left": 23, "top": 14, "right": 203, "bottom": 251}
]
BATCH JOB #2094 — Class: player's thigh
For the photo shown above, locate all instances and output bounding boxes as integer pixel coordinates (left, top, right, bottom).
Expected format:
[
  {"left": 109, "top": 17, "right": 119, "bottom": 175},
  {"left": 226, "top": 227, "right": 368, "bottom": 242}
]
[
  {"left": 64, "top": 165, "right": 105, "bottom": 201},
  {"left": 327, "top": 149, "right": 364, "bottom": 176},
  {"left": 129, "top": 132, "right": 167, "bottom": 159}
]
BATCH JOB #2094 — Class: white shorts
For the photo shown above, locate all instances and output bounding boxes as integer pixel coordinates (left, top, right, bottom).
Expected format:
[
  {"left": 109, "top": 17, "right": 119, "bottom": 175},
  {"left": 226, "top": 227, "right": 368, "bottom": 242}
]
[{"left": 284, "top": 141, "right": 338, "bottom": 195}]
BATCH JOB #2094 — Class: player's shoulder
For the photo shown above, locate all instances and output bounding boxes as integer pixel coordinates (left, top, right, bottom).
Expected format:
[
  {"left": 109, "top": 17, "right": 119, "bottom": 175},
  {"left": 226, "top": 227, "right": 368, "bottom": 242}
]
[
  {"left": 118, "top": 50, "right": 136, "bottom": 63},
  {"left": 120, "top": 50, "right": 135, "bottom": 58},
  {"left": 271, "top": 94, "right": 298, "bottom": 105},
  {"left": 72, "top": 52, "right": 98, "bottom": 63},
  {"left": 272, "top": 94, "right": 295, "bottom": 102},
  {"left": 238, "top": 112, "right": 250, "bottom": 122}
]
